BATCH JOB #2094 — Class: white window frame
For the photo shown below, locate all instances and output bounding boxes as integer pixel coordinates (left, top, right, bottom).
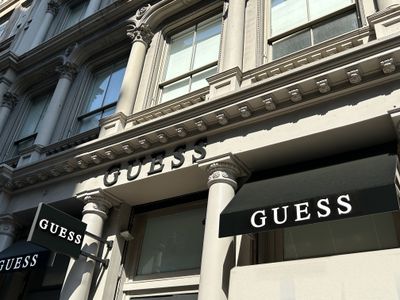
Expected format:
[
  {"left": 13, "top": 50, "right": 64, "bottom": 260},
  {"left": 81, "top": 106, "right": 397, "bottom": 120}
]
[{"left": 267, "top": 0, "right": 361, "bottom": 60}]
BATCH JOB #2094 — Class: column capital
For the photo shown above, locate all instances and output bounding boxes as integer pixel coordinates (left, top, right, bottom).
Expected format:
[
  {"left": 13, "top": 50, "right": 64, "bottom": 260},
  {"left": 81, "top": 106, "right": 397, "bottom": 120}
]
[
  {"left": 55, "top": 62, "right": 78, "bottom": 80},
  {"left": 127, "top": 4, "right": 154, "bottom": 47},
  {"left": 77, "top": 189, "right": 121, "bottom": 220},
  {"left": 47, "top": 0, "right": 60, "bottom": 16},
  {"left": 0, "top": 215, "right": 19, "bottom": 238},
  {"left": 1, "top": 92, "right": 18, "bottom": 109},
  {"left": 198, "top": 154, "right": 250, "bottom": 189}
]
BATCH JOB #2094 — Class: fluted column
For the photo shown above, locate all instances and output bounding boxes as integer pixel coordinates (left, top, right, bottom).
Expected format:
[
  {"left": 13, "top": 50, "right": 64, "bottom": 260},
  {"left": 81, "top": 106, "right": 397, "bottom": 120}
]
[
  {"left": 60, "top": 190, "right": 116, "bottom": 300},
  {"left": 83, "top": 0, "right": 102, "bottom": 19},
  {"left": 31, "top": 0, "right": 59, "bottom": 48},
  {"left": 198, "top": 162, "right": 241, "bottom": 300},
  {"left": 220, "top": 0, "right": 246, "bottom": 71},
  {"left": 116, "top": 5, "right": 154, "bottom": 116},
  {"left": 0, "top": 92, "right": 18, "bottom": 135},
  {"left": 34, "top": 62, "right": 77, "bottom": 146},
  {"left": 0, "top": 215, "right": 19, "bottom": 252},
  {"left": 376, "top": 0, "right": 400, "bottom": 10}
]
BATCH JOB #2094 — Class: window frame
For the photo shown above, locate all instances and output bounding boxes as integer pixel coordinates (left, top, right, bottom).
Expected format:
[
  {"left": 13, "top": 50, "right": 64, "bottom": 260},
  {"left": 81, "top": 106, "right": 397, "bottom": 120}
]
[
  {"left": 151, "top": 12, "right": 222, "bottom": 106},
  {"left": 267, "top": 0, "right": 361, "bottom": 60},
  {"left": 125, "top": 200, "right": 207, "bottom": 283},
  {"left": 76, "top": 60, "right": 127, "bottom": 134}
]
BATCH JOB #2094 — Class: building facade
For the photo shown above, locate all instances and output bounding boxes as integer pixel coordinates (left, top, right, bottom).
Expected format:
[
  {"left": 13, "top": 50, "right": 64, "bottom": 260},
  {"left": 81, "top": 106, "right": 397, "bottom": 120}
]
[{"left": 0, "top": 0, "right": 399, "bottom": 299}]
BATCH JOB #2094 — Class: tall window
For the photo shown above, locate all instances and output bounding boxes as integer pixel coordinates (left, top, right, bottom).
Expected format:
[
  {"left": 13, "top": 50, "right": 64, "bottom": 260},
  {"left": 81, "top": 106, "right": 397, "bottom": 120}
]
[
  {"left": 63, "top": 1, "right": 88, "bottom": 29},
  {"left": 160, "top": 16, "right": 221, "bottom": 103},
  {"left": 15, "top": 93, "right": 51, "bottom": 152},
  {"left": 270, "top": 0, "right": 359, "bottom": 59},
  {"left": 134, "top": 204, "right": 206, "bottom": 276},
  {"left": 77, "top": 62, "right": 126, "bottom": 133}
]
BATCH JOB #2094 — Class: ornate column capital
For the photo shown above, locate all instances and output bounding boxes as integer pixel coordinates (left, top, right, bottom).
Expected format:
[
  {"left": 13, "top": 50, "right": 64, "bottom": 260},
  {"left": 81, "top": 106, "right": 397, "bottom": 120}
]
[
  {"left": 0, "top": 215, "right": 19, "bottom": 238},
  {"left": 1, "top": 92, "right": 18, "bottom": 109},
  {"left": 198, "top": 154, "right": 250, "bottom": 189},
  {"left": 55, "top": 62, "right": 78, "bottom": 80},
  {"left": 127, "top": 5, "right": 154, "bottom": 47},
  {"left": 47, "top": 0, "right": 60, "bottom": 16},
  {"left": 77, "top": 189, "right": 121, "bottom": 220}
]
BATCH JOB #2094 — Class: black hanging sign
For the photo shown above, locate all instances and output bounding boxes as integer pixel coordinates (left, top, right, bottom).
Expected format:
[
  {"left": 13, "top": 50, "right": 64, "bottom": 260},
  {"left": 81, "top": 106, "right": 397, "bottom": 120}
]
[{"left": 28, "top": 203, "right": 87, "bottom": 259}]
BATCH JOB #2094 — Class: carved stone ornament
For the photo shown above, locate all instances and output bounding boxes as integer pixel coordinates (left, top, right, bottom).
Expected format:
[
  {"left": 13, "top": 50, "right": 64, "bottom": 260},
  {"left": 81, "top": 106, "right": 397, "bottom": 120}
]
[
  {"left": 55, "top": 62, "right": 78, "bottom": 80},
  {"left": 347, "top": 69, "right": 362, "bottom": 84},
  {"left": 316, "top": 79, "right": 331, "bottom": 94},
  {"left": 127, "top": 4, "right": 154, "bottom": 47},
  {"left": 207, "top": 162, "right": 241, "bottom": 189},
  {"left": 1, "top": 92, "right": 18, "bottom": 109},
  {"left": 381, "top": 58, "right": 396, "bottom": 74},
  {"left": 81, "top": 193, "right": 114, "bottom": 220},
  {"left": 47, "top": 0, "right": 60, "bottom": 16},
  {"left": 288, "top": 88, "right": 302, "bottom": 102}
]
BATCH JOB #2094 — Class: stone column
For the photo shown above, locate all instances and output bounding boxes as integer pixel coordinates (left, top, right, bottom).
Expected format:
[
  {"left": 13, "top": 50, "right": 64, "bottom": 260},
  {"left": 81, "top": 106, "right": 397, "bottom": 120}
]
[
  {"left": 60, "top": 190, "right": 117, "bottom": 300},
  {"left": 34, "top": 62, "right": 77, "bottom": 147},
  {"left": 221, "top": 0, "right": 246, "bottom": 71},
  {"left": 31, "top": 0, "right": 59, "bottom": 48},
  {"left": 376, "top": 0, "right": 400, "bottom": 10},
  {"left": 198, "top": 162, "right": 241, "bottom": 300},
  {"left": 0, "top": 215, "right": 18, "bottom": 252},
  {"left": 83, "top": 0, "right": 102, "bottom": 19},
  {"left": 0, "top": 92, "right": 17, "bottom": 135},
  {"left": 116, "top": 6, "right": 154, "bottom": 116}
]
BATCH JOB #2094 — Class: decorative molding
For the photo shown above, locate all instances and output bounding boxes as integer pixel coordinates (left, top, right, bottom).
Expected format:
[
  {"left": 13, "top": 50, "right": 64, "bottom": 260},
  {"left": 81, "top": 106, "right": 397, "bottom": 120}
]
[
  {"left": 176, "top": 127, "right": 187, "bottom": 137},
  {"left": 288, "top": 88, "right": 302, "bottom": 102},
  {"left": 381, "top": 58, "right": 396, "bottom": 74},
  {"left": 262, "top": 97, "right": 276, "bottom": 111},
  {"left": 1, "top": 92, "right": 18, "bottom": 109},
  {"left": 216, "top": 113, "right": 229, "bottom": 125},
  {"left": 55, "top": 62, "right": 78, "bottom": 80},
  {"left": 122, "top": 144, "right": 133, "bottom": 154},
  {"left": 157, "top": 133, "right": 168, "bottom": 143},
  {"left": 126, "top": 5, "right": 154, "bottom": 47},
  {"left": 195, "top": 120, "right": 207, "bottom": 132},
  {"left": 239, "top": 105, "right": 252, "bottom": 118},
  {"left": 46, "top": 0, "right": 60, "bottom": 16},
  {"left": 347, "top": 69, "right": 362, "bottom": 84},
  {"left": 316, "top": 79, "right": 331, "bottom": 93},
  {"left": 139, "top": 138, "right": 150, "bottom": 149}
]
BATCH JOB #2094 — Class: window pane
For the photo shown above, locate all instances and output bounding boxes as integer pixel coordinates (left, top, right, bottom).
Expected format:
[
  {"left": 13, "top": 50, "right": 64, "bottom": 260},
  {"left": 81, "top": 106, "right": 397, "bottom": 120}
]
[
  {"left": 272, "top": 30, "right": 311, "bottom": 59},
  {"left": 86, "top": 72, "right": 110, "bottom": 112},
  {"left": 193, "top": 20, "right": 221, "bottom": 69},
  {"left": 79, "top": 112, "right": 101, "bottom": 133},
  {"left": 101, "top": 106, "right": 116, "bottom": 119},
  {"left": 0, "top": 20, "right": 8, "bottom": 37},
  {"left": 164, "top": 30, "right": 194, "bottom": 80},
  {"left": 161, "top": 78, "right": 190, "bottom": 103},
  {"left": 313, "top": 12, "right": 358, "bottom": 44},
  {"left": 284, "top": 213, "right": 399, "bottom": 260},
  {"left": 19, "top": 95, "right": 49, "bottom": 138},
  {"left": 309, "top": 0, "right": 353, "bottom": 20},
  {"left": 103, "top": 65, "right": 126, "bottom": 106},
  {"left": 137, "top": 207, "right": 206, "bottom": 275},
  {"left": 271, "top": 0, "right": 308, "bottom": 36},
  {"left": 65, "top": 2, "right": 87, "bottom": 29},
  {"left": 190, "top": 66, "right": 217, "bottom": 92}
]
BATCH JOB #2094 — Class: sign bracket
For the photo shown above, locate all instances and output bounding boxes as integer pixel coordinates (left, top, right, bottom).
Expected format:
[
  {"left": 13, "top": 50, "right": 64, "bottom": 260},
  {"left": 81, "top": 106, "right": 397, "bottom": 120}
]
[
  {"left": 80, "top": 250, "right": 109, "bottom": 268},
  {"left": 85, "top": 230, "right": 113, "bottom": 249}
]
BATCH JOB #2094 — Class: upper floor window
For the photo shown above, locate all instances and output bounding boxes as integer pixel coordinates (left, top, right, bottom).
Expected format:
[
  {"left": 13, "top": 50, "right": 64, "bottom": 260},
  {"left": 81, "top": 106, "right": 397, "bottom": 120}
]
[
  {"left": 77, "top": 61, "right": 126, "bottom": 133},
  {"left": 63, "top": 0, "right": 88, "bottom": 29},
  {"left": 0, "top": 19, "right": 8, "bottom": 38},
  {"left": 159, "top": 16, "right": 221, "bottom": 103},
  {"left": 270, "top": 0, "right": 359, "bottom": 59},
  {"left": 15, "top": 93, "right": 51, "bottom": 152}
]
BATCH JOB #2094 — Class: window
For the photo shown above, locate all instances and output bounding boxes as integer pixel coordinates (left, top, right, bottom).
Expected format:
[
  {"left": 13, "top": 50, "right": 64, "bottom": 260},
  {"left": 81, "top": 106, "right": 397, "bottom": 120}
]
[
  {"left": 0, "top": 18, "right": 8, "bottom": 38},
  {"left": 270, "top": 0, "right": 359, "bottom": 59},
  {"left": 134, "top": 204, "right": 206, "bottom": 276},
  {"left": 14, "top": 93, "right": 51, "bottom": 152},
  {"left": 63, "top": 1, "right": 88, "bottom": 29},
  {"left": 160, "top": 16, "right": 221, "bottom": 103},
  {"left": 257, "top": 212, "right": 400, "bottom": 263},
  {"left": 77, "top": 62, "right": 126, "bottom": 133}
]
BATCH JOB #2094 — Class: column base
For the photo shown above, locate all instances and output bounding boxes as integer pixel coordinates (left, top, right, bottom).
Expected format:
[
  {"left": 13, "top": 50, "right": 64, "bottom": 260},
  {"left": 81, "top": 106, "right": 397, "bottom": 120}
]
[
  {"left": 99, "top": 112, "right": 127, "bottom": 137},
  {"left": 207, "top": 67, "right": 243, "bottom": 100},
  {"left": 368, "top": 5, "right": 400, "bottom": 38}
]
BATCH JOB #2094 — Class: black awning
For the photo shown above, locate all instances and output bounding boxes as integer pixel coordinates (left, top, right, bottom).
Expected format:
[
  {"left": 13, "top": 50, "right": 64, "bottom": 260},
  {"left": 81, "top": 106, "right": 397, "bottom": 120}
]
[
  {"left": 0, "top": 241, "right": 49, "bottom": 273},
  {"left": 220, "top": 148, "right": 399, "bottom": 237}
]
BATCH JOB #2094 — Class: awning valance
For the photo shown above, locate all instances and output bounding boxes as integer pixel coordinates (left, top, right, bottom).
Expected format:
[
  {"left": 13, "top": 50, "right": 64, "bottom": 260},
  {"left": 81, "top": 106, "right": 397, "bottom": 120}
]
[
  {"left": 220, "top": 148, "right": 399, "bottom": 237},
  {"left": 0, "top": 241, "right": 49, "bottom": 273}
]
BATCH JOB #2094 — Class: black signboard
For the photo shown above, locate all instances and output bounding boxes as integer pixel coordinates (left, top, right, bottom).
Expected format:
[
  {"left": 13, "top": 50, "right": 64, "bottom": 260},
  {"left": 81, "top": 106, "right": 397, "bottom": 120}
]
[
  {"left": 0, "top": 241, "right": 49, "bottom": 273},
  {"left": 28, "top": 203, "right": 87, "bottom": 259}
]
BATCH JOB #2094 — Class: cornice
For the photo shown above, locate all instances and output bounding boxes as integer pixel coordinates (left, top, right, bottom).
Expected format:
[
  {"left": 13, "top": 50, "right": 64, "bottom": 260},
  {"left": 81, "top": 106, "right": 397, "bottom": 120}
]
[{"left": 4, "top": 27, "right": 400, "bottom": 191}]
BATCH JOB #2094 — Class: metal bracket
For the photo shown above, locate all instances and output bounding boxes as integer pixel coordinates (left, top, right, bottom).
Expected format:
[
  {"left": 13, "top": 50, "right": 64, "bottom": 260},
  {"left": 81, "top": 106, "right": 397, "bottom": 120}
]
[
  {"left": 80, "top": 250, "right": 109, "bottom": 268},
  {"left": 85, "top": 230, "right": 113, "bottom": 250}
]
